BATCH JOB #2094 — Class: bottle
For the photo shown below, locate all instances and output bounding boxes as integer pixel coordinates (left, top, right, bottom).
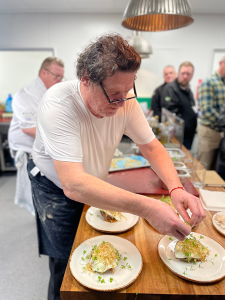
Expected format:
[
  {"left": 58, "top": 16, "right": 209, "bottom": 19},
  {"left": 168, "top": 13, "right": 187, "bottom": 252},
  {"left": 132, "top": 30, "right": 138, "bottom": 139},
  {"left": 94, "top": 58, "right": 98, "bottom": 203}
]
[
  {"left": 161, "top": 122, "right": 169, "bottom": 144},
  {"left": 4, "top": 94, "right": 13, "bottom": 113},
  {"left": 152, "top": 115, "right": 159, "bottom": 136}
]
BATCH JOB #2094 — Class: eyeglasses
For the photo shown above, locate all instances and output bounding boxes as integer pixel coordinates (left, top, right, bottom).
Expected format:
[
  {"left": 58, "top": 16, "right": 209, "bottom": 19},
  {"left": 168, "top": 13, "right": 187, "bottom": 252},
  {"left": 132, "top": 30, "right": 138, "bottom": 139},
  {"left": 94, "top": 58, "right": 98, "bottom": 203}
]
[
  {"left": 45, "top": 69, "right": 65, "bottom": 81},
  {"left": 99, "top": 82, "right": 137, "bottom": 103}
]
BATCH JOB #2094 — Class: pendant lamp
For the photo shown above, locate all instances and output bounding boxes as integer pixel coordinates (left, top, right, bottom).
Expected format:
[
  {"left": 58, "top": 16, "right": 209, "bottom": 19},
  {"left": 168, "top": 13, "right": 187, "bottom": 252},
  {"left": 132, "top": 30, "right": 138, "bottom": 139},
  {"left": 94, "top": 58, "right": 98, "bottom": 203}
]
[
  {"left": 122, "top": 0, "right": 194, "bottom": 31},
  {"left": 127, "top": 31, "right": 153, "bottom": 58}
]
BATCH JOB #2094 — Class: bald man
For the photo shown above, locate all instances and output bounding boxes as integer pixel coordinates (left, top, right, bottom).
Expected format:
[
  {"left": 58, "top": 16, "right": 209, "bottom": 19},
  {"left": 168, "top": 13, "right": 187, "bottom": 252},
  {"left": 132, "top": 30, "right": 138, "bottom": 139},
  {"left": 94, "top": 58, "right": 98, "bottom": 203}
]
[{"left": 151, "top": 66, "right": 176, "bottom": 122}]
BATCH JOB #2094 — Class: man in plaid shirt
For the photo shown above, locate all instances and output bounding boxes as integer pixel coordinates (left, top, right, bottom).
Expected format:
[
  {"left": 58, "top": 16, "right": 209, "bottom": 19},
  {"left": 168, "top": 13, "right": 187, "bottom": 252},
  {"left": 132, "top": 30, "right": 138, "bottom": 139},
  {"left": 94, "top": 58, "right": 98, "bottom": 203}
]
[{"left": 198, "top": 53, "right": 225, "bottom": 169}]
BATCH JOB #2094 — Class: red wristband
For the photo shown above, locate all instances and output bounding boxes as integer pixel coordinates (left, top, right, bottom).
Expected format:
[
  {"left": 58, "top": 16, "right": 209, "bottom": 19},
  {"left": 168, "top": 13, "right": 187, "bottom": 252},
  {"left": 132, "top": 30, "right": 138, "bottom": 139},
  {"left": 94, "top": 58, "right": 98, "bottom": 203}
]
[{"left": 169, "top": 186, "right": 184, "bottom": 197}]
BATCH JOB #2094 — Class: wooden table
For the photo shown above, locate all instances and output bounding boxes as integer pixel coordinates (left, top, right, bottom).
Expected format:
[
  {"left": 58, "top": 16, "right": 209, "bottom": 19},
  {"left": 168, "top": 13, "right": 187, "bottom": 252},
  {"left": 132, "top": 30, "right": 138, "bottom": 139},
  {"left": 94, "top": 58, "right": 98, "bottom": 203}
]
[{"left": 61, "top": 146, "right": 225, "bottom": 300}]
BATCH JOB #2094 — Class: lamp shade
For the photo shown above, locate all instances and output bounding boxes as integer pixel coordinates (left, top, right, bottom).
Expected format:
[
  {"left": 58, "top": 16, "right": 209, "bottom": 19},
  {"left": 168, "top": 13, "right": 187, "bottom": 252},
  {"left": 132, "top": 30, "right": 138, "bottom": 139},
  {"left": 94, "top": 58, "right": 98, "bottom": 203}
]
[
  {"left": 127, "top": 31, "right": 153, "bottom": 58},
  {"left": 122, "top": 0, "right": 194, "bottom": 31}
]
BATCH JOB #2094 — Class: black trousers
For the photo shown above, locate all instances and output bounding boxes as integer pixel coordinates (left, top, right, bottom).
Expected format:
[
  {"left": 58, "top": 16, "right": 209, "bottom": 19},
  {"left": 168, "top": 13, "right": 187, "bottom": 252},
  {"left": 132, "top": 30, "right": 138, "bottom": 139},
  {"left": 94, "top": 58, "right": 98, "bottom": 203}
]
[{"left": 48, "top": 257, "right": 68, "bottom": 300}]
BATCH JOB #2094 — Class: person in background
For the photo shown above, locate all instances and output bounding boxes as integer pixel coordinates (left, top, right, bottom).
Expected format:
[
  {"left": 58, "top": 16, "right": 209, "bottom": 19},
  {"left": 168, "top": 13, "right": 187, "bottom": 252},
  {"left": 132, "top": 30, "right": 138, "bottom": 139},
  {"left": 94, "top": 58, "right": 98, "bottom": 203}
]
[
  {"left": 151, "top": 65, "right": 176, "bottom": 121},
  {"left": 197, "top": 53, "right": 225, "bottom": 170},
  {"left": 216, "top": 100, "right": 225, "bottom": 180},
  {"left": 8, "top": 57, "right": 64, "bottom": 214},
  {"left": 27, "top": 34, "right": 205, "bottom": 300},
  {"left": 161, "top": 61, "right": 197, "bottom": 150}
]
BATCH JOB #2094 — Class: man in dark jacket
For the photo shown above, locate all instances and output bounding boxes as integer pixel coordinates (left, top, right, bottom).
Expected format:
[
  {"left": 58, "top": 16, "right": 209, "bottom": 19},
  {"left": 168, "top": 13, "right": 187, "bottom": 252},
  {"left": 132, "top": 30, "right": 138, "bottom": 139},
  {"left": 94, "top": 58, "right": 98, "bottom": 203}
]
[
  {"left": 161, "top": 61, "right": 197, "bottom": 150},
  {"left": 151, "top": 65, "right": 176, "bottom": 122}
]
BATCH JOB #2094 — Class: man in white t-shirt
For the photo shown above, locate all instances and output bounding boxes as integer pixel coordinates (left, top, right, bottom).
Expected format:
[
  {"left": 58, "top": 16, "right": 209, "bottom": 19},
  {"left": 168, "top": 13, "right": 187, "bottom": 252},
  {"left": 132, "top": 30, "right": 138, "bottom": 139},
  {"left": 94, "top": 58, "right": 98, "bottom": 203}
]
[
  {"left": 28, "top": 34, "right": 205, "bottom": 300},
  {"left": 8, "top": 57, "right": 64, "bottom": 214}
]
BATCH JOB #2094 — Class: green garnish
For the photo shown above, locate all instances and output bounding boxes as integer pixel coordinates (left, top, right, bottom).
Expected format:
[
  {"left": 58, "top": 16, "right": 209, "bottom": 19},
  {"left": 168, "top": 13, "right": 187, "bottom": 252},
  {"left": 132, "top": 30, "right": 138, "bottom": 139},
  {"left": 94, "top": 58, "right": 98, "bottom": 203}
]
[
  {"left": 169, "top": 237, "right": 173, "bottom": 240},
  {"left": 215, "top": 254, "right": 217, "bottom": 257},
  {"left": 109, "top": 277, "right": 113, "bottom": 283},
  {"left": 123, "top": 257, "right": 127, "bottom": 261},
  {"left": 81, "top": 257, "right": 84, "bottom": 261}
]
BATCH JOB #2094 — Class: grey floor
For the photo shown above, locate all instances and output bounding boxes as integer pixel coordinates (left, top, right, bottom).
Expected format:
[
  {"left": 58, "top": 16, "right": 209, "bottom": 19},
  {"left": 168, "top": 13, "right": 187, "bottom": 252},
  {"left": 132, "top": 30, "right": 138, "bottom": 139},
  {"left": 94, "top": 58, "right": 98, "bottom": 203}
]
[{"left": 0, "top": 172, "right": 49, "bottom": 300}]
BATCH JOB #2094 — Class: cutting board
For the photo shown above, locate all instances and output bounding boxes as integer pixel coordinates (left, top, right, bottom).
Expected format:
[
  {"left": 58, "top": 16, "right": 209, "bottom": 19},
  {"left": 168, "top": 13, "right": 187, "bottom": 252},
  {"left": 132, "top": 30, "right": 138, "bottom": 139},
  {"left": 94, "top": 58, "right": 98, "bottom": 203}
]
[
  {"left": 204, "top": 170, "right": 225, "bottom": 187},
  {"left": 107, "top": 167, "right": 199, "bottom": 197}
]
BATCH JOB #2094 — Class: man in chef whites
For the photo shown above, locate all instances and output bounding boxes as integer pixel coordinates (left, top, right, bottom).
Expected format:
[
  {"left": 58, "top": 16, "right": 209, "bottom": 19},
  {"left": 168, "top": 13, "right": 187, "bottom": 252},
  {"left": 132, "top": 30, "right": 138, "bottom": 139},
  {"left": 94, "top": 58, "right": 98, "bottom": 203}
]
[
  {"left": 27, "top": 33, "right": 205, "bottom": 300},
  {"left": 8, "top": 57, "right": 64, "bottom": 215}
]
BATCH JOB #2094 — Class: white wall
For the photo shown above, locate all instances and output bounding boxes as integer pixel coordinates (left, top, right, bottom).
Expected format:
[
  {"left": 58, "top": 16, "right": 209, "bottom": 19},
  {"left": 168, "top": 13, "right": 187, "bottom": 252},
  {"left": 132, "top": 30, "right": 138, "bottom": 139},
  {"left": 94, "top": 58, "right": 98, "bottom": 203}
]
[{"left": 0, "top": 12, "right": 225, "bottom": 104}]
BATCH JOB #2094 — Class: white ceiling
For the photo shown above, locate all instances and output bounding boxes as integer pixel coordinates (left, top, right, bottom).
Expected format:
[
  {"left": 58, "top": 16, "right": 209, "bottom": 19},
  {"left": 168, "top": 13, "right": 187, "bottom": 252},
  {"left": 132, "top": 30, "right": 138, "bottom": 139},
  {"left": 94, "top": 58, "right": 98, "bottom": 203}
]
[{"left": 0, "top": 0, "right": 225, "bottom": 14}]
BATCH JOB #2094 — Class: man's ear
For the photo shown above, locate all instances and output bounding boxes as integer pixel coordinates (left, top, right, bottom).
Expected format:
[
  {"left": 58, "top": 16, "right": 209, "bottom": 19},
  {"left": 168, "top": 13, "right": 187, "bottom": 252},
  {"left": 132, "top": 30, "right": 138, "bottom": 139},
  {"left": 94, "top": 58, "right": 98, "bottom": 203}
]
[
  {"left": 81, "top": 71, "right": 91, "bottom": 87},
  {"left": 39, "top": 68, "right": 47, "bottom": 78}
]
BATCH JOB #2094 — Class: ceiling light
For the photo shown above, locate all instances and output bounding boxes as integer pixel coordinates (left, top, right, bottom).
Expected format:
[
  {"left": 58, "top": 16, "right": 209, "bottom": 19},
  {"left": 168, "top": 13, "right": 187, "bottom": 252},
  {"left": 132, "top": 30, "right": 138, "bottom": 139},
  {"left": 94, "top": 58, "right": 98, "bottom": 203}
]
[
  {"left": 122, "top": 0, "right": 194, "bottom": 31},
  {"left": 127, "top": 31, "right": 153, "bottom": 58}
]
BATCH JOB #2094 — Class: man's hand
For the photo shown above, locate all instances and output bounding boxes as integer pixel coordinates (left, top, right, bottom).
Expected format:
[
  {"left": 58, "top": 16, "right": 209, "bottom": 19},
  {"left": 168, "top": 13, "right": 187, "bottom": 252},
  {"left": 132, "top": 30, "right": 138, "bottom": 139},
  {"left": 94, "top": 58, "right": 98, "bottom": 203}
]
[
  {"left": 170, "top": 189, "right": 206, "bottom": 227},
  {"left": 145, "top": 200, "right": 191, "bottom": 240}
]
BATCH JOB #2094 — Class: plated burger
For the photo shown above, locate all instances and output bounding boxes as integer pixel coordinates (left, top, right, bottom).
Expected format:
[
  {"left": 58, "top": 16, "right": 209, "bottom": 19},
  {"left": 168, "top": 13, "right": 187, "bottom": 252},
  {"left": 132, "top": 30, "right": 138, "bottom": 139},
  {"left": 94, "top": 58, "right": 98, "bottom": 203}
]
[
  {"left": 100, "top": 210, "right": 127, "bottom": 222},
  {"left": 174, "top": 236, "right": 210, "bottom": 262},
  {"left": 86, "top": 241, "right": 120, "bottom": 274}
]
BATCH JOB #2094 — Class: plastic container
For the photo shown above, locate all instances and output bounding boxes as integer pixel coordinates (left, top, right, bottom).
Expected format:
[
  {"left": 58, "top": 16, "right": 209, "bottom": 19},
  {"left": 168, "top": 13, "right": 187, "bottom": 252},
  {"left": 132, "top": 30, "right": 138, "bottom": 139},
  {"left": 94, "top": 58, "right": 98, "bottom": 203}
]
[
  {"left": 160, "top": 168, "right": 191, "bottom": 189},
  {"left": 4, "top": 94, "right": 13, "bottom": 113},
  {"left": 176, "top": 169, "right": 191, "bottom": 185},
  {"left": 173, "top": 161, "right": 187, "bottom": 169},
  {"left": 165, "top": 148, "right": 185, "bottom": 162}
]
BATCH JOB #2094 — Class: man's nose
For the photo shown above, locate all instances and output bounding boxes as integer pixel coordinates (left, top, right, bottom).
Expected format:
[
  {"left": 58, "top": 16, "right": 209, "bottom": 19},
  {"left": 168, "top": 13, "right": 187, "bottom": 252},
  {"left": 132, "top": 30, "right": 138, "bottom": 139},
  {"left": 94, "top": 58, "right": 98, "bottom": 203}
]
[{"left": 116, "top": 101, "right": 125, "bottom": 108}]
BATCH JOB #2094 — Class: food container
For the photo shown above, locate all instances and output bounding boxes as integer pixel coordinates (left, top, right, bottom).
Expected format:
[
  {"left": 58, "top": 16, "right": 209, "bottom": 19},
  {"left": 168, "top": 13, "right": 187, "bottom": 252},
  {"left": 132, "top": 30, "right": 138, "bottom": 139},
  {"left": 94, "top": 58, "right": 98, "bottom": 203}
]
[
  {"left": 176, "top": 169, "right": 191, "bottom": 185},
  {"left": 165, "top": 148, "right": 185, "bottom": 162},
  {"left": 173, "top": 161, "right": 187, "bottom": 169},
  {"left": 160, "top": 168, "right": 191, "bottom": 189}
]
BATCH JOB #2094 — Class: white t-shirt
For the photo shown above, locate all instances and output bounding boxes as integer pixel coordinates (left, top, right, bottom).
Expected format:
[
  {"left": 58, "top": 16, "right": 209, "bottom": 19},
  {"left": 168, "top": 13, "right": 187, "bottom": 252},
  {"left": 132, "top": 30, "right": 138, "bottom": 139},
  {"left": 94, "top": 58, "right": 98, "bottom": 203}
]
[
  {"left": 8, "top": 76, "right": 47, "bottom": 153},
  {"left": 32, "top": 80, "right": 155, "bottom": 188}
]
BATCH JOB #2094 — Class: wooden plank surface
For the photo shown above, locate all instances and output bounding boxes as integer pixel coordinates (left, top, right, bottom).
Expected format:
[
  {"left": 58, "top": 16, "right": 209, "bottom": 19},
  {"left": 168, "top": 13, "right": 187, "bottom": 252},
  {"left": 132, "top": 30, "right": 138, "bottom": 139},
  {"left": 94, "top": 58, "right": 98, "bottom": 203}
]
[{"left": 61, "top": 144, "right": 225, "bottom": 300}]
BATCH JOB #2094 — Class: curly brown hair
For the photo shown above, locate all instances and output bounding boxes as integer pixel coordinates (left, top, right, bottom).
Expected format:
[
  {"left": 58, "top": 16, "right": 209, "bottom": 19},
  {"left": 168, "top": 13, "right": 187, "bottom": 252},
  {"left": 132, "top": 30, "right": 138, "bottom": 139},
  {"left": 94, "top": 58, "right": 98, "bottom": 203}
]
[{"left": 76, "top": 33, "right": 141, "bottom": 84}]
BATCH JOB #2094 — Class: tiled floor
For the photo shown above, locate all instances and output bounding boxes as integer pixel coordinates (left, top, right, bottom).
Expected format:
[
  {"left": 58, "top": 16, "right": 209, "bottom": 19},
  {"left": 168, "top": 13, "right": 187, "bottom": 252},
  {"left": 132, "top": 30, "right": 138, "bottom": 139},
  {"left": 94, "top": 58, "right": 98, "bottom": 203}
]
[{"left": 0, "top": 172, "right": 49, "bottom": 300}]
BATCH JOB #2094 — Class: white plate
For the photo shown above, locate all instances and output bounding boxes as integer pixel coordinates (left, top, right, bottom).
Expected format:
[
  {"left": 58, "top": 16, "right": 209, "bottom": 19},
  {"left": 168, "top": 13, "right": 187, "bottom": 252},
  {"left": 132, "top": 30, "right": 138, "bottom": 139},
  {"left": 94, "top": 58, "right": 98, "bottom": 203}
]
[
  {"left": 70, "top": 235, "right": 143, "bottom": 291},
  {"left": 212, "top": 212, "right": 225, "bottom": 237},
  {"left": 86, "top": 207, "right": 139, "bottom": 233},
  {"left": 158, "top": 233, "right": 225, "bottom": 283}
]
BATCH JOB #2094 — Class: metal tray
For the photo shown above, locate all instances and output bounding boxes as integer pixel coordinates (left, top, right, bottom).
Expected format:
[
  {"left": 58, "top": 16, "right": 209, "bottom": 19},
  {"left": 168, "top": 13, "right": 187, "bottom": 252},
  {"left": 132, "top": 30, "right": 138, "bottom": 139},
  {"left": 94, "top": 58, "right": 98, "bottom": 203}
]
[{"left": 109, "top": 154, "right": 150, "bottom": 172}]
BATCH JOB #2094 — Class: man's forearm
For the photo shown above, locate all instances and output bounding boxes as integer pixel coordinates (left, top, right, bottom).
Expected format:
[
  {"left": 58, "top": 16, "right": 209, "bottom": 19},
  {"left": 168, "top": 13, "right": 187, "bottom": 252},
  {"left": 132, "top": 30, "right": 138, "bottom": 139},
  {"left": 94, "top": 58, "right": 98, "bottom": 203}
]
[
  {"left": 54, "top": 160, "right": 156, "bottom": 220},
  {"left": 138, "top": 139, "right": 182, "bottom": 191}
]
